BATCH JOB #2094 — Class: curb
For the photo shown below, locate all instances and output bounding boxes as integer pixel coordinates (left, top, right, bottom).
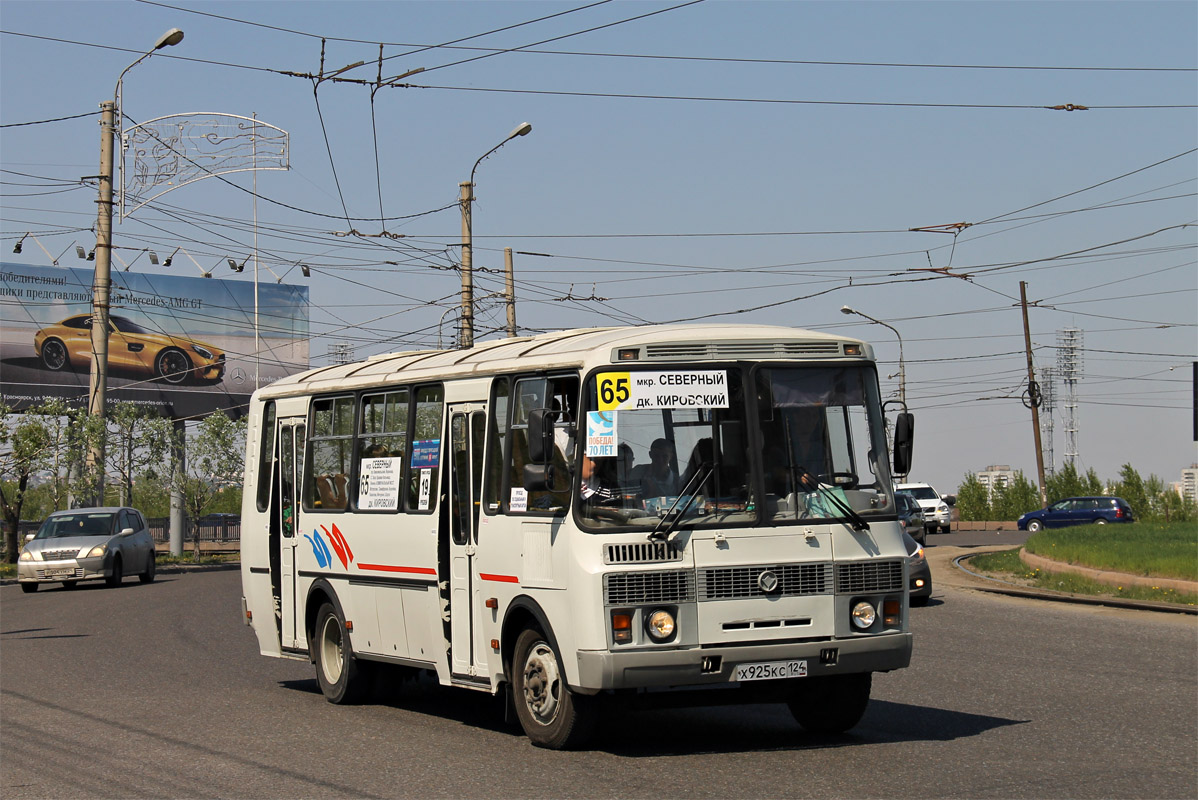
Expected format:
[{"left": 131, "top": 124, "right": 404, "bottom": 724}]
[
  {"left": 1018, "top": 548, "right": 1198, "bottom": 594},
  {"left": 949, "top": 550, "right": 1196, "bottom": 615},
  {"left": 0, "top": 560, "right": 239, "bottom": 586}
]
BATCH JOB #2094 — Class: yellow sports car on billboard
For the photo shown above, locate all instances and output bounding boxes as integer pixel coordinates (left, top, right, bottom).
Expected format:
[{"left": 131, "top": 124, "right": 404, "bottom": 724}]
[{"left": 33, "top": 314, "right": 225, "bottom": 385}]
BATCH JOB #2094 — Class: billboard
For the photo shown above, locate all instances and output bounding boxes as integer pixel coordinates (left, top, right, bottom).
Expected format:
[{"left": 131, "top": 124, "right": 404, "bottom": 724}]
[{"left": 0, "top": 262, "right": 309, "bottom": 419}]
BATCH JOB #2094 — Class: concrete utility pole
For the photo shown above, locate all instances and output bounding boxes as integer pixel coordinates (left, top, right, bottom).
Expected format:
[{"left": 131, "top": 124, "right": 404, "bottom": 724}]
[
  {"left": 458, "top": 122, "right": 531, "bottom": 349},
  {"left": 458, "top": 181, "right": 475, "bottom": 349},
  {"left": 504, "top": 247, "right": 517, "bottom": 337},
  {"left": 85, "top": 98, "right": 117, "bottom": 495},
  {"left": 86, "top": 28, "right": 185, "bottom": 501},
  {"left": 1020, "top": 281, "right": 1048, "bottom": 509}
]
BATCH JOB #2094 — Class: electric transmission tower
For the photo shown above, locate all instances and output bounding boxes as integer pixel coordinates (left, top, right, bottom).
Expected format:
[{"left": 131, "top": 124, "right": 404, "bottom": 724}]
[
  {"left": 1039, "top": 366, "right": 1056, "bottom": 476},
  {"left": 1056, "top": 328, "right": 1084, "bottom": 469},
  {"left": 330, "top": 342, "right": 355, "bottom": 365}
]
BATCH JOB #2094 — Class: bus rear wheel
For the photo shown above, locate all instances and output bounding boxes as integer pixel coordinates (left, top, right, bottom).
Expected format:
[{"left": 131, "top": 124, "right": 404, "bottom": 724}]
[
  {"left": 787, "top": 672, "right": 872, "bottom": 734},
  {"left": 512, "top": 626, "right": 595, "bottom": 749},
  {"left": 314, "top": 602, "right": 373, "bottom": 704}
]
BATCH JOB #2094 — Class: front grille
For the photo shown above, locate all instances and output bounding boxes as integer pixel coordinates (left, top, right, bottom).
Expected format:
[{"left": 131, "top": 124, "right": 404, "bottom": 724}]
[
  {"left": 604, "top": 570, "right": 695, "bottom": 605},
  {"left": 604, "top": 542, "right": 682, "bottom": 565},
  {"left": 41, "top": 549, "right": 81, "bottom": 562},
  {"left": 835, "top": 560, "right": 904, "bottom": 594},
  {"left": 700, "top": 563, "right": 833, "bottom": 600},
  {"left": 643, "top": 341, "right": 843, "bottom": 361}
]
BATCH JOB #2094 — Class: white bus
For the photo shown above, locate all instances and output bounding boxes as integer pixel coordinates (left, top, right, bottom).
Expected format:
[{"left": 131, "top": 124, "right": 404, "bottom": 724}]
[{"left": 240, "top": 324, "right": 916, "bottom": 749}]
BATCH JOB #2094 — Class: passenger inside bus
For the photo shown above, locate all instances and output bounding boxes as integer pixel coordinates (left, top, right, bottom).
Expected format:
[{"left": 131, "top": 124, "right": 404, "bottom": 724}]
[{"left": 637, "top": 438, "right": 679, "bottom": 498}]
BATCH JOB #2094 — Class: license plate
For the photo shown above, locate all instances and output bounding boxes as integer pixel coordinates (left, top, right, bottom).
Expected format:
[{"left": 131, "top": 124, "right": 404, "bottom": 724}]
[
  {"left": 46, "top": 568, "right": 75, "bottom": 577},
  {"left": 734, "top": 659, "right": 807, "bottom": 682}
]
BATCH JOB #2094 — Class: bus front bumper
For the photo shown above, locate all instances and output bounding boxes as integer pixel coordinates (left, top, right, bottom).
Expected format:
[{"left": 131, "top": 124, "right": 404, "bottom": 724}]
[{"left": 575, "top": 632, "right": 912, "bottom": 692}]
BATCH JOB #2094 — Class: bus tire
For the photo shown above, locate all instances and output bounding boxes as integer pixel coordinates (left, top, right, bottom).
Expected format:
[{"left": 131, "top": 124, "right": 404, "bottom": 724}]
[
  {"left": 512, "top": 626, "right": 595, "bottom": 749},
  {"left": 787, "top": 672, "right": 871, "bottom": 734},
  {"left": 314, "top": 601, "right": 373, "bottom": 704}
]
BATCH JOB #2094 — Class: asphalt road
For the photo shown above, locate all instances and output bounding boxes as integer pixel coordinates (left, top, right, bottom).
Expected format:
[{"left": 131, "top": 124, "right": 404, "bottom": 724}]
[{"left": 2, "top": 566, "right": 1195, "bottom": 799}]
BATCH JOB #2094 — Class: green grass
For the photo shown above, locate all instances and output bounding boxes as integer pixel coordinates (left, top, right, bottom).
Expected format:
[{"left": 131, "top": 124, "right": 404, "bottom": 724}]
[
  {"left": 969, "top": 546, "right": 1197, "bottom": 607},
  {"left": 1023, "top": 521, "right": 1197, "bottom": 581}
]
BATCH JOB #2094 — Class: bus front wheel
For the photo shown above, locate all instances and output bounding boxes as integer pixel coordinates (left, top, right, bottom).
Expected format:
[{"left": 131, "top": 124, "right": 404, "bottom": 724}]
[
  {"left": 512, "top": 626, "right": 595, "bottom": 749},
  {"left": 787, "top": 672, "right": 871, "bottom": 734},
  {"left": 314, "top": 602, "right": 373, "bottom": 704}
]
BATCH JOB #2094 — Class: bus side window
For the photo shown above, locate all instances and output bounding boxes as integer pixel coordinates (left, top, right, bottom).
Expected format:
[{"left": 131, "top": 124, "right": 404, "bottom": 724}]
[
  {"left": 255, "top": 401, "right": 276, "bottom": 512},
  {"left": 358, "top": 388, "right": 409, "bottom": 512},
  {"left": 407, "top": 385, "right": 444, "bottom": 513},
  {"left": 484, "top": 377, "right": 510, "bottom": 514},
  {"left": 305, "top": 395, "right": 354, "bottom": 511},
  {"left": 506, "top": 375, "right": 577, "bottom": 514}
]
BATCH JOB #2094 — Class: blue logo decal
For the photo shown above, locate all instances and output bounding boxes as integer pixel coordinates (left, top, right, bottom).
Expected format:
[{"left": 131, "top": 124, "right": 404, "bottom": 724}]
[{"left": 304, "top": 530, "right": 333, "bottom": 568}]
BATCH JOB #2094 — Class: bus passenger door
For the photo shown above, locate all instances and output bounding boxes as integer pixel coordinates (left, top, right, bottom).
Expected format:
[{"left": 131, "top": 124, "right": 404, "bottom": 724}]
[
  {"left": 275, "top": 419, "right": 305, "bottom": 650},
  {"left": 447, "top": 404, "right": 487, "bottom": 679}
]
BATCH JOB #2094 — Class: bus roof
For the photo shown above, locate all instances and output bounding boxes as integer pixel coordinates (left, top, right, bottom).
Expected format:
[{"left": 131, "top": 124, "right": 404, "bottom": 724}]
[{"left": 256, "top": 323, "right": 872, "bottom": 400}]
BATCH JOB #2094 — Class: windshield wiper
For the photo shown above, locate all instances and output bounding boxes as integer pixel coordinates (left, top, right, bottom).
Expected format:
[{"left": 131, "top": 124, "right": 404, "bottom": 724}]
[
  {"left": 799, "top": 469, "right": 870, "bottom": 532},
  {"left": 647, "top": 461, "right": 713, "bottom": 542}
]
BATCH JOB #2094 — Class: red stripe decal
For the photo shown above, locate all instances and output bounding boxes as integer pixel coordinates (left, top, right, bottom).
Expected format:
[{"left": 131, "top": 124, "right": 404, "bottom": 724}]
[
  {"left": 358, "top": 563, "right": 437, "bottom": 575},
  {"left": 479, "top": 573, "right": 520, "bottom": 584}
]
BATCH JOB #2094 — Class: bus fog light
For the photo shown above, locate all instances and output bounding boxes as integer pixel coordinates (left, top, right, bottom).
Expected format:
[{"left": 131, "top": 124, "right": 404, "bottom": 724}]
[
  {"left": 851, "top": 601, "right": 877, "bottom": 629},
  {"left": 646, "top": 609, "right": 676, "bottom": 641}
]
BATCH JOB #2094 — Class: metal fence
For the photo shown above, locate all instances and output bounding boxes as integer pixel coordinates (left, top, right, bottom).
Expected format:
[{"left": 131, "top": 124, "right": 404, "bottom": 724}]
[{"left": 15, "top": 516, "right": 241, "bottom": 544}]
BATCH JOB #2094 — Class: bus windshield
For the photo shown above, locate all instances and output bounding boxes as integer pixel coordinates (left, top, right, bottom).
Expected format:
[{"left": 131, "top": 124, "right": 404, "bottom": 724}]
[{"left": 578, "top": 364, "right": 892, "bottom": 530}]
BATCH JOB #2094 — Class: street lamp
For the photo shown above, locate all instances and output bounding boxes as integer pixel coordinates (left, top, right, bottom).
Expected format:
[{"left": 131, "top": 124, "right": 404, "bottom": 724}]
[
  {"left": 458, "top": 122, "right": 532, "bottom": 349},
  {"left": 86, "top": 27, "right": 184, "bottom": 499},
  {"left": 841, "top": 305, "right": 906, "bottom": 410}
]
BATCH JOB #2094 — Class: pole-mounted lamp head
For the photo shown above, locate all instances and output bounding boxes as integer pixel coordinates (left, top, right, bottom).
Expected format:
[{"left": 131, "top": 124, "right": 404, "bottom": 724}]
[
  {"left": 508, "top": 121, "right": 532, "bottom": 139},
  {"left": 153, "top": 28, "right": 185, "bottom": 50}
]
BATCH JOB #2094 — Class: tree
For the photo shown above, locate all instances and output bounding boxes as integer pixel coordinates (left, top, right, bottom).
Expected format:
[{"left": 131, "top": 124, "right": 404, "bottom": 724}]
[
  {"left": 0, "top": 402, "right": 53, "bottom": 561},
  {"left": 954, "top": 473, "right": 991, "bottom": 521},
  {"left": 1045, "top": 462, "right": 1103, "bottom": 504},
  {"left": 167, "top": 411, "right": 246, "bottom": 560},
  {"left": 991, "top": 471, "right": 1039, "bottom": 520},
  {"left": 106, "top": 403, "right": 172, "bottom": 508}
]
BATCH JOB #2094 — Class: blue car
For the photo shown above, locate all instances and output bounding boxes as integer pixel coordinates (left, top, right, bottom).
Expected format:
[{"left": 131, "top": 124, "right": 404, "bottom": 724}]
[{"left": 1017, "top": 496, "right": 1135, "bottom": 533}]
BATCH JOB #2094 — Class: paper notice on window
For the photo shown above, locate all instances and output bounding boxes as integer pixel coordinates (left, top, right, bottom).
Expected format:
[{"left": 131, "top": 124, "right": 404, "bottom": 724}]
[
  {"left": 586, "top": 411, "right": 618, "bottom": 457},
  {"left": 359, "top": 457, "right": 403, "bottom": 510},
  {"left": 510, "top": 487, "right": 528, "bottom": 512},
  {"left": 597, "top": 370, "right": 729, "bottom": 411},
  {"left": 417, "top": 468, "right": 432, "bottom": 511}
]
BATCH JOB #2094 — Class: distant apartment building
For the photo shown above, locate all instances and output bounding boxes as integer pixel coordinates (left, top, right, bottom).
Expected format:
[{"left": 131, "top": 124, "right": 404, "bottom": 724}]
[
  {"left": 977, "top": 465, "right": 1015, "bottom": 499},
  {"left": 1182, "top": 464, "right": 1198, "bottom": 506}
]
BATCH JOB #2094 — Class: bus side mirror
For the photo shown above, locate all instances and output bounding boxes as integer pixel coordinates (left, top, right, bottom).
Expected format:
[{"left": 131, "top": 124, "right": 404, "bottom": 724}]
[
  {"left": 527, "top": 408, "right": 553, "bottom": 464},
  {"left": 893, "top": 412, "right": 914, "bottom": 476},
  {"left": 523, "top": 463, "right": 554, "bottom": 492}
]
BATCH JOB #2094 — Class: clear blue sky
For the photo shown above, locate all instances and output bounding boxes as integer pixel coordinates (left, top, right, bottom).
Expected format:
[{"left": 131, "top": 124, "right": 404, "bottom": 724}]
[{"left": 2, "top": 0, "right": 1195, "bottom": 495}]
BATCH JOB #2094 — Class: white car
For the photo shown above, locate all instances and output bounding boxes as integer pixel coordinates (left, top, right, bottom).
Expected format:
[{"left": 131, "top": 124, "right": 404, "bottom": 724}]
[{"left": 895, "top": 483, "right": 954, "bottom": 535}]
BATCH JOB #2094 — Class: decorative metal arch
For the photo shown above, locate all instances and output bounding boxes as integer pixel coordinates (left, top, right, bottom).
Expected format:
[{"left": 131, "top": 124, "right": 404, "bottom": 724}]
[{"left": 120, "top": 112, "right": 289, "bottom": 219}]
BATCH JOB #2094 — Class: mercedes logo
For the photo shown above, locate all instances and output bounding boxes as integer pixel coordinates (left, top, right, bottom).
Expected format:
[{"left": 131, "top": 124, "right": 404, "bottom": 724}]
[
  {"left": 757, "top": 570, "right": 780, "bottom": 593},
  {"left": 230, "top": 367, "right": 246, "bottom": 385}
]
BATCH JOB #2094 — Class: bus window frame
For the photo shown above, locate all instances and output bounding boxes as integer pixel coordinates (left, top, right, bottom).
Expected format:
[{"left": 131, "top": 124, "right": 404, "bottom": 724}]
[
  {"left": 303, "top": 394, "right": 356, "bottom": 513},
  {"left": 500, "top": 371, "right": 580, "bottom": 517}
]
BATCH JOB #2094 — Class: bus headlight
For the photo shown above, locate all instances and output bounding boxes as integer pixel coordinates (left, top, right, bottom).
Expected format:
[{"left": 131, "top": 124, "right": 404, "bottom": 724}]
[
  {"left": 851, "top": 601, "right": 877, "bottom": 630},
  {"left": 646, "top": 609, "right": 676, "bottom": 641}
]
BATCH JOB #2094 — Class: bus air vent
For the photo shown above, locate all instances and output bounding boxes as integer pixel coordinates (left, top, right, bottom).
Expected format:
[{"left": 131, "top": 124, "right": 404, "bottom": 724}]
[
  {"left": 604, "top": 542, "right": 683, "bottom": 564},
  {"left": 604, "top": 570, "right": 695, "bottom": 605},
  {"left": 834, "top": 560, "right": 904, "bottom": 594},
  {"left": 699, "top": 563, "right": 833, "bottom": 600},
  {"left": 642, "top": 341, "right": 842, "bottom": 361}
]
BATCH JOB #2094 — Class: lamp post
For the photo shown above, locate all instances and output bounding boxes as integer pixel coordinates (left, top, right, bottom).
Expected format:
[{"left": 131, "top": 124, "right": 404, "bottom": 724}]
[
  {"left": 841, "top": 305, "right": 906, "bottom": 410},
  {"left": 85, "top": 27, "right": 184, "bottom": 501},
  {"left": 458, "top": 122, "right": 531, "bottom": 349}
]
